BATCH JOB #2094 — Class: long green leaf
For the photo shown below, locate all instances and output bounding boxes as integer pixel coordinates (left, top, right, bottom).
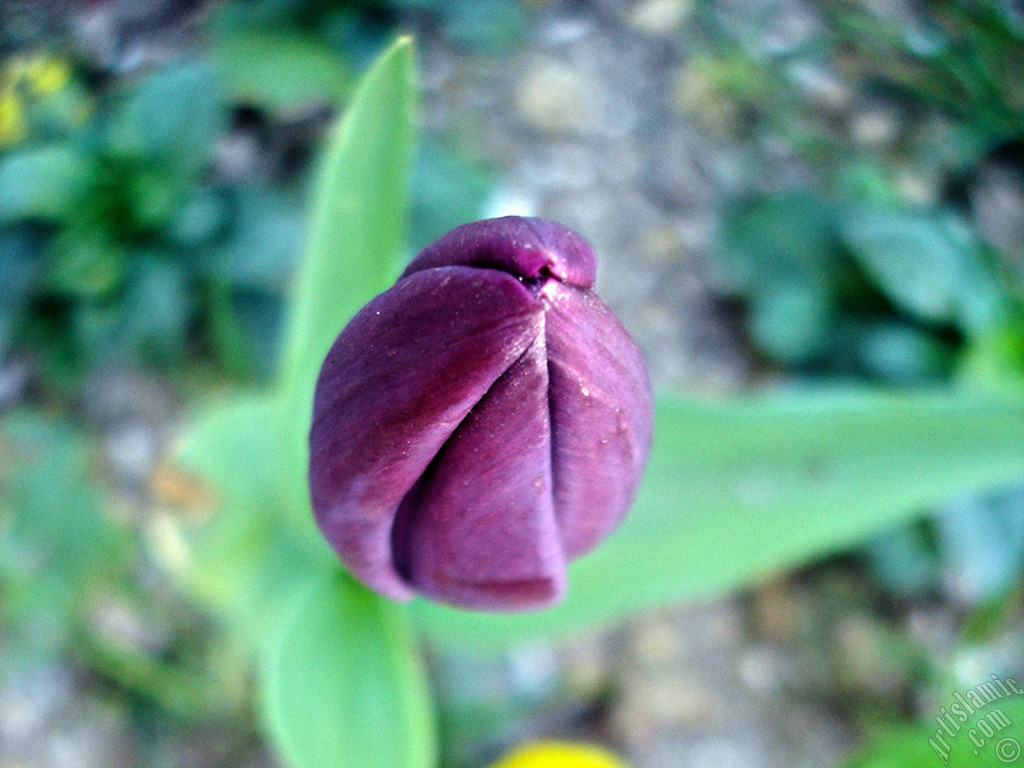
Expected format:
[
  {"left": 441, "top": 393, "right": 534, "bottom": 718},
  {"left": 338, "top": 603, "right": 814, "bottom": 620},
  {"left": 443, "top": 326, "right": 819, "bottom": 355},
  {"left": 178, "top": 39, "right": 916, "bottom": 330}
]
[
  {"left": 262, "top": 576, "right": 436, "bottom": 768},
  {"left": 415, "top": 391, "right": 1024, "bottom": 649},
  {"left": 276, "top": 35, "right": 416, "bottom": 518},
  {"left": 173, "top": 41, "right": 434, "bottom": 767},
  {"left": 279, "top": 35, "right": 415, "bottom": 410}
]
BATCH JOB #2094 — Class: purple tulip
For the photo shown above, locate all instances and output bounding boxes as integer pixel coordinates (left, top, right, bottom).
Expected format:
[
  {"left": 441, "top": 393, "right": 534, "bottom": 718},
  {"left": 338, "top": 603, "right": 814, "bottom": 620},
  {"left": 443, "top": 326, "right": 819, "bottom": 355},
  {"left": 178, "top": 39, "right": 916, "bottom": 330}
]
[{"left": 309, "top": 217, "right": 653, "bottom": 611}]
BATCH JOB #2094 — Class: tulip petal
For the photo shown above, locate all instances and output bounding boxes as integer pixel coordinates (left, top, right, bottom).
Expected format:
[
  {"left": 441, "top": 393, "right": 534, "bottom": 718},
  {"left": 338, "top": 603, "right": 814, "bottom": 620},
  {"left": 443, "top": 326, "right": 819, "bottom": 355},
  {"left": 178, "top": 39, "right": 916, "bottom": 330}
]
[
  {"left": 393, "top": 334, "right": 566, "bottom": 610},
  {"left": 402, "top": 217, "right": 596, "bottom": 289},
  {"left": 544, "top": 284, "right": 653, "bottom": 558},
  {"left": 309, "top": 266, "right": 543, "bottom": 600}
]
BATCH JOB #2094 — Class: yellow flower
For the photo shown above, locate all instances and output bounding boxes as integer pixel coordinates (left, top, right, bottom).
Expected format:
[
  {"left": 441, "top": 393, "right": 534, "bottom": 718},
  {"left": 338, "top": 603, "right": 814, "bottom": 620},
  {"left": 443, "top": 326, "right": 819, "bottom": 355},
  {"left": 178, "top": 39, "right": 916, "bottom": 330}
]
[
  {"left": 0, "top": 91, "right": 26, "bottom": 147},
  {"left": 490, "top": 742, "right": 629, "bottom": 768},
  {"left": 24, "top": 55, "right": 71, "bottom": 96}
]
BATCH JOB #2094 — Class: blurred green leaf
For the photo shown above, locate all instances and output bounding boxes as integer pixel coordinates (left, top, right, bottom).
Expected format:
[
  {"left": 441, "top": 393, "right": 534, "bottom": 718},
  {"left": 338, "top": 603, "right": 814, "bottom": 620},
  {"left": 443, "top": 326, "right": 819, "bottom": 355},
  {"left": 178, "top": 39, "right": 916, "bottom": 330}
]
[
  {"left": 748, "top": 281, "right": 833, "bottom": 364},
  {"left": 168, "top": 186, "right": 229, "bottom": 247},
  {"left": 126, "top": 166, "right": 187, "bottom": 229},
  {"left": 0, "top": 227, "right": 40, "bottom": 355},
  {"left": 862, "top": 523, "right": 940, "bottom": 599},
  {"left": 213, "top": 31, "right": 351, "bottom": 111},
  {"left": 0, "top": 413, "right": 122, "bottom": 656},
  {"left": 212, "top": 188, "right": 305, "bottom": 291},
  {"left": 207, "top": 289, "right": 286, "bottom": 380},
  {"left": 277, "top": 36, "right": 415, "bottom": 509},
  {"left": 716, "top": 194, "right": 845, "bottom": 363},
  {"left": 415, "top": 391, "right": 1024, "bottom": 649},
  {"left": 262, "top": 575, "right": 436, "bottom": 768},
  {"left": 63, "top": 252, "right": 189, "bottom": 365},
  {"left": 849, "top": 321, "right": 953, "bottom": 384},
  {"left": 206, "top": 284, "right": 258, "bottom": 379},
  {"left": 0, "top": 144, "right": 97, "bottom": 223},
  {"left": 208, "top": 0, "right": 312, "bottom": 36},
  {"left": 318, "top": 9, "right": 392, "bottom": 70},
  {"left": 409, "top": 139, "right": 490, "bottom": 253},
  {"left": 229, "top": 292, "right": 286, "bottom": 378},
  {"left": 120, "top": 256, "right": 191, "bottom": 361},
  {"left": 23, "top": 77, "right": 92, "bottom": 140},
  {"left": 841, "top": 208, "right": 1008, "bottom": 333},
  {"left": 440, "top": 0, "right": 529, "bottom": 53},
  {"left": 959, "top": 323, "right": 1024, "bottom": 397},
  {"left": 46, "top": 225, "right": 126, "bottom": 298},
  {"left": 203, "top": 186, "right": 303, "bottom": 378},
  {"left": 172, "top": 397, "right": 331, "bottom": 647},
  {"left": 105, "top": 63, "right": 223, "bottom": 176},
  {"left": 715, "top": 194, "right": 835, "bottom": 296},
  {"left": 844, "top": 695, "right": 1024, "bottom": 766}
]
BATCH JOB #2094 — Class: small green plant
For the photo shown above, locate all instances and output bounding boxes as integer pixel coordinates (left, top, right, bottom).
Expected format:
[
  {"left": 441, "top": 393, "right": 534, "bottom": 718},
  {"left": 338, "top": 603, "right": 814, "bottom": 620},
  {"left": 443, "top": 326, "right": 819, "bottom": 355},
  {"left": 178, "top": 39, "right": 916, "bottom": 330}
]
[{"left": 0, "top": 53, "right": 306, "bottom": 380}]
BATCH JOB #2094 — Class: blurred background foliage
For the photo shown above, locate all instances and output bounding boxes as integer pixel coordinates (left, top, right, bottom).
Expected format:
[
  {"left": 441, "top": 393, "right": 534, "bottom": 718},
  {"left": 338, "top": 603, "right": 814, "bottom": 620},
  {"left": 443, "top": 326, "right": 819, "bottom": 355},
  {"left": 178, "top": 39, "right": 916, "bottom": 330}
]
[
  {"left": 695, "top": 0, "right": 1024, "bottom": 609},
  {"left": 0, "top": 0, "right": 497, "bottom": 388},
  {"left": 1, "top": 1, "right": 1024, "bottom": 768}
]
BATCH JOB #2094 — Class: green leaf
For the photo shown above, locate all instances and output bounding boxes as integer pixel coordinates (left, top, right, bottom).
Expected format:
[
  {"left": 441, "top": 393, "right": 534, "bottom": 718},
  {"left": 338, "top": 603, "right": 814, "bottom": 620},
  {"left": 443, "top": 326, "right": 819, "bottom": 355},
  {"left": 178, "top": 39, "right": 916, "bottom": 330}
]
[
  {"left": 440, "top": 0, "right": 529, "bottom": 54},
  {"left": 0, "top": 227, "right": 41, "bottom": 354},
  {"left": 841, "top": 208, "right": 1008, "bottom": 333},
  {"left": 0, "top": 144, "right": 97, "bottom": 223},
  {"left": 959, "top": 322, "right": 1024, "bottom": 398},
  {"left": 213, "top": 31, "right": 351, "bottom": 112},
  {"left": 844, "top": 695, "right": 1024, "bottom": 767},
  {"left": 277, "top": 36, "right": 416, "bottom": 509},
  {"left": 105, "top": 63, "right": 224, "bottom": 176},
  {"left": 262, "top": 575, "right": 436, "bottom": 768},
  {"left": 415, "top": 391, "right": 1024, "bottom": 650},
  {"left": 714, "top": 194, "right": 835, "bottom": 296},
  {"left": 46, "top": 225, "right": 126, "bottom": 298},
  {"left": 211, "top": 188, "right": 304, "bottom": 291},
  {"left": 168, "top": 186, "right": 228, "bottom": 247},
  {"left": 0, "top": 413, "right": 123, "bottom": 656},
  {"left": 748, "top": 280, "right": 833, "bottom": 363},
  {"left": 849, "top": 321, "right": 953, "bottom": 384},
  {"left": 172, "top": 397, "right": 332, "bottom": 647},
  {"left": 120, "top": 256, "right": 191, "bottom": 360}
]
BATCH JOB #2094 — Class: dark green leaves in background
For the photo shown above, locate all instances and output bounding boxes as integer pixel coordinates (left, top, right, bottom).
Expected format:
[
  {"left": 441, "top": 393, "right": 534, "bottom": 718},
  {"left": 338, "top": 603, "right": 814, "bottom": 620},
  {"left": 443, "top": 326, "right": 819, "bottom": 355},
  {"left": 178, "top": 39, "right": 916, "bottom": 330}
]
[
  {"left": 0, "top": 144, "right": 97, "bottom": 223},
  {"left": 716, "top": 193, "right": 1017, "bottom": 383}
]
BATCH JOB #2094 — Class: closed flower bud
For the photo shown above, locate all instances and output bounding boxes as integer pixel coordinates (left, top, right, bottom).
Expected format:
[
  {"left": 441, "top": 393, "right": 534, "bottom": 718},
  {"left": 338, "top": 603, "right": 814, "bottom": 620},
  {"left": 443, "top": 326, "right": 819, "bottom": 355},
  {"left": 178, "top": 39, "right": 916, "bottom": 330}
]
[{"left": 309, "top": 217, "right": 653, "bottom": 611}]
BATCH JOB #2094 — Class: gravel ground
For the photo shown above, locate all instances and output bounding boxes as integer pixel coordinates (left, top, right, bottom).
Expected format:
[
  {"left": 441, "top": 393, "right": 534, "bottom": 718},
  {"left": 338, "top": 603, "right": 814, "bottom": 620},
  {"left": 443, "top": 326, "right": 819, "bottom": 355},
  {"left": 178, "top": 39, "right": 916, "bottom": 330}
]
[{"left": 417, "top": 0, "right": 755, "bottom": 394}]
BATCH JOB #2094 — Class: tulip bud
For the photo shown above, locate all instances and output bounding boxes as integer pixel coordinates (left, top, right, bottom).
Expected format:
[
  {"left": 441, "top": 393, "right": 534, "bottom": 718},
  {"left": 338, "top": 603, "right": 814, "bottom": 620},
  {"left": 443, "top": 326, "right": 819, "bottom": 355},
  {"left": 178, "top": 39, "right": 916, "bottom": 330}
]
[{"left": 309, "top": 217, "right": 652, "bottom": 611}]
